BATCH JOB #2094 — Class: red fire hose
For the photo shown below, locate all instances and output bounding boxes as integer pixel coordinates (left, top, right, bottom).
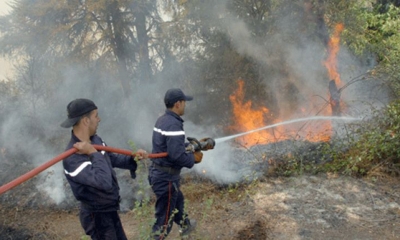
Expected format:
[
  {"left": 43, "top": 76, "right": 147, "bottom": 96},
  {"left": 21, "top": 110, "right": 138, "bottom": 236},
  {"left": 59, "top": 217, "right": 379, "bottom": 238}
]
[{"left": 0, "top": 145, "right": 168, "bottom": 195}]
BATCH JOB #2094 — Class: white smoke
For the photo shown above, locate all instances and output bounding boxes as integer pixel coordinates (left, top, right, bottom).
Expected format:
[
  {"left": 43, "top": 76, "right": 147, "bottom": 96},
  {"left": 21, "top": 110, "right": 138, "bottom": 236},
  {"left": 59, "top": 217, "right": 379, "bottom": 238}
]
[
  {"left": 36, "top": 164, "right": 66, "bottom": 205},
  {"left": 190, "top": 141, "right": 252, "bottom": 184},
  {"left": 0, "top": 1, "right": 391, "bottom": 208},
  {"left": 179, "top": 1, "right": 389, "bottom": 185}
]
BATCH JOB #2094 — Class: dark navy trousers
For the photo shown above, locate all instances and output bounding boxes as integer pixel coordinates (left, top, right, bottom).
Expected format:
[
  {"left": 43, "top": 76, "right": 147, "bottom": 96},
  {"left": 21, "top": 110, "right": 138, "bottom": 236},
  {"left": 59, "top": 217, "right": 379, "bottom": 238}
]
[
  {"left": 79, "top": 209, "right": 127, "bottom": 240},
  {"left": 149, "top": 176, "right": 189, "bottom": 239}
]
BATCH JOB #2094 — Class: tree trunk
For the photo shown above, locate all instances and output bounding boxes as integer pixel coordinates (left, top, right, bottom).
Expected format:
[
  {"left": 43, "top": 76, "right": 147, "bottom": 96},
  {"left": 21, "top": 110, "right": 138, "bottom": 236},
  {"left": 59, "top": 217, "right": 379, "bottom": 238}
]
[
  {"left": 135, "top": 8, "right": 152, "bottom": 83},
  {"left": 108, "top": 1, "right": 132, "bottom": 97}
]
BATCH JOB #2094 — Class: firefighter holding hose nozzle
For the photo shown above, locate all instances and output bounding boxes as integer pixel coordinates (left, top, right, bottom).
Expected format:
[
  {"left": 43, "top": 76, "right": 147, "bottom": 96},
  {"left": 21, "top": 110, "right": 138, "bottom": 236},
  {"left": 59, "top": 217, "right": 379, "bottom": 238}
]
[{"left": 148, "top": 88, "right": 214, "bottom": 239}]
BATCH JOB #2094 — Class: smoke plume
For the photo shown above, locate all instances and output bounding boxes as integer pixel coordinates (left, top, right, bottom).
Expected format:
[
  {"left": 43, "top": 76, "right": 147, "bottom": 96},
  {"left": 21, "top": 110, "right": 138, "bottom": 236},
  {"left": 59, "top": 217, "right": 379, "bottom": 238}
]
[{"left": 0, "top": 0, "right": 390, "bottom": 209}]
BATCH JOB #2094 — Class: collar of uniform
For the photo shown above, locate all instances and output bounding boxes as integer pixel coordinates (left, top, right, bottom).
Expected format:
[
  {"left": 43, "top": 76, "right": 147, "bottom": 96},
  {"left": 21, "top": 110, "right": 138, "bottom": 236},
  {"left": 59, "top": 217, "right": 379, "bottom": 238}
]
[
  {"left": 70, "top": 130, "right": 98, "bottom": 143},
  {"left": 165, "top": 109, "right": 184, "bottom": 122},
  {"left": 71, "top": 130, "right": 81, "bottom": 143}
]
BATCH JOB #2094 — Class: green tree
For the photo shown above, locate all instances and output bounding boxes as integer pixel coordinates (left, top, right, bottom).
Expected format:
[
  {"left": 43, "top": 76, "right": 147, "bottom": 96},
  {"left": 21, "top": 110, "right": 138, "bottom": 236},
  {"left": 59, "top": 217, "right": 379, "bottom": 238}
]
[
  {"left": 322, "top": 0, "right": 400, "bottom": 96},
  {"left": 159, "top": 0, "right": 336, "bottom": 131},
  {"left": 0, "top": 0, "right": 162, "bottom": 97}
]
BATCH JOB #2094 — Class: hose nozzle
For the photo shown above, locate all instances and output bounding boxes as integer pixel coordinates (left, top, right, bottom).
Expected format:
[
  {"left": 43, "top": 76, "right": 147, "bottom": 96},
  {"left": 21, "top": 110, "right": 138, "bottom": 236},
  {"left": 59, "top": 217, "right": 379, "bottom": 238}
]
[{"left": 186, "top": 137, "right": 216, "bottom": 152}]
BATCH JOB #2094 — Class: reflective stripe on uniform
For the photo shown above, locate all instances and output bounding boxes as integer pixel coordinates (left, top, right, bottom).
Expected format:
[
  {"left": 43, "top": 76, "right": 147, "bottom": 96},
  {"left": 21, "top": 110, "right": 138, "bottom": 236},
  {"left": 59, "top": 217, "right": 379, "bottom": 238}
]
[
  {"left": 64, "top": 161, "right": 92, "bottom": 177},
  {"left": 153, "top": 127, "right": 185, "bottom": 136}
]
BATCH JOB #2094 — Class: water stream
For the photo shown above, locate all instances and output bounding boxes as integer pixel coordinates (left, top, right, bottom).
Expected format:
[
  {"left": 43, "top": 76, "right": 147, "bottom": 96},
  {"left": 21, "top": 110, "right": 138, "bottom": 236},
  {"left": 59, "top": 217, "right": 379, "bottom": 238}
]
[{"left": 214, "top": 116, "right": 361, "bottom": 144}]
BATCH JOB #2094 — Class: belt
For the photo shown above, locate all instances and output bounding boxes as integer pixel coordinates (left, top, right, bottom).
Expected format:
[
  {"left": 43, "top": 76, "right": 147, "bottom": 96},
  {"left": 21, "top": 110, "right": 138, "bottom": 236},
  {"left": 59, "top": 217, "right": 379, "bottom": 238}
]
[
  {"left": 80, "top": 199, "right": 120, "bottom": 212},
  {"left": 152, "top": 163, "right": 181, "bottom": 175}
]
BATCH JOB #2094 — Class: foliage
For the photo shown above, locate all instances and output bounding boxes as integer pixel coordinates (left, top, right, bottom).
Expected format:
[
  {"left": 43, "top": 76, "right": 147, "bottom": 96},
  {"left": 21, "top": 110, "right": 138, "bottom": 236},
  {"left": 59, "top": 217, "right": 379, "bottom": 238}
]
[
  {"left": 254, "top": 1, "right": 400, "bottom": 178},
  {"left": 0, "top": 0, "right": 163, "bottom": 97},
  {"left": 331, "top": 1, "right": 400, "bottom": 96},
  {"left": 162, "top": 0, "right": 306, "bottom": 130},
  {"left": 331, "top": 101, "right": 400, "bottom": 176},
  {"left": 263, "top": 101, "right": 400, "bottom": 178},
  {"left": 0, "top": 0, "right": 399, "bottom": 186},
  {"left": 0, "top": 80, "right": 19, "bottom": 123},
  {"left": 264, "top": 141, "right": 334, "bottom": 177}
]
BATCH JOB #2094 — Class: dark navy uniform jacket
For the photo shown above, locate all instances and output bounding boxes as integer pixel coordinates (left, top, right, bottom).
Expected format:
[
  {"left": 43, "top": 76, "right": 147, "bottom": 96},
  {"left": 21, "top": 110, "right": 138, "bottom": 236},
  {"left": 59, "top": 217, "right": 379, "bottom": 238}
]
[
  {"left": 63, "top": 132, "right": 137, "bottom": 212},
  {"left": 149, "top": 110, "right": 195, "bottom": 181}
]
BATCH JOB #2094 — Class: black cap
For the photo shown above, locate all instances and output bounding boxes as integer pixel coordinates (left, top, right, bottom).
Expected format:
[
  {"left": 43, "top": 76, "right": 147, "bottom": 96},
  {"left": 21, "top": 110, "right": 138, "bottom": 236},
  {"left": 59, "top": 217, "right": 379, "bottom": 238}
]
[
  {"left": 60, "top": 99, "right": 98, "bottom": 128},
  {"left": 164, "top": 88, "right": 193, "bottom": 106}
]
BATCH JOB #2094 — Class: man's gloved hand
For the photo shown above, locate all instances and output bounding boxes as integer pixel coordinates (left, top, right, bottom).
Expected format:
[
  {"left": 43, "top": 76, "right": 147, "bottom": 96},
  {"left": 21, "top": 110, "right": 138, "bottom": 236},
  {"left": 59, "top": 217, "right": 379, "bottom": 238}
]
[
  {"left": 193, "top": 151, "right": 203, "bottom": 164},
  {"left": 199, "top": 138, "right": 214, "bottom": 150},
  {"left": 186, "top": 144, "right": 195, "bottom": 153}
]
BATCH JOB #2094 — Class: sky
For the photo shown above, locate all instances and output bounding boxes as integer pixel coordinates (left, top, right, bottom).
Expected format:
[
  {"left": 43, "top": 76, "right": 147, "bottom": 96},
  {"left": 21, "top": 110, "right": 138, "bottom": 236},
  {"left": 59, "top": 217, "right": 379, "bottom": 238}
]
[
  {"left": 0, "top": 0, "right": 11, "bottom": 15},
  {"left": 0, "top": 0, "right": 12, "bottom": 80}
]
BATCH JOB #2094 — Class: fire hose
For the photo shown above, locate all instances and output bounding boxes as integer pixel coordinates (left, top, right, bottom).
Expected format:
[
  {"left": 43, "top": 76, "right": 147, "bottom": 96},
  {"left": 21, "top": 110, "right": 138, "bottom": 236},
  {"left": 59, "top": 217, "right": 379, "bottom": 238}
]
[
  {"left": 0, "top": 145, "right": 166, "bottom": 195},
  {"left": 0, "top": 137, "right": 215, "bottom": 195}
]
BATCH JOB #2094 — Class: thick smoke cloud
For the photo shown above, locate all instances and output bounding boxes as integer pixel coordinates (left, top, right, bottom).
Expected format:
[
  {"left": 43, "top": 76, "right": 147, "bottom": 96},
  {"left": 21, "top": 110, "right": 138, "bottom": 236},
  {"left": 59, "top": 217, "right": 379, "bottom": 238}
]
[
  {"left": 184, "top": 1, "right": 389, "bottom": 182},
  {"left": 0, "top": 0, "right": 390, "bottom": 208}
]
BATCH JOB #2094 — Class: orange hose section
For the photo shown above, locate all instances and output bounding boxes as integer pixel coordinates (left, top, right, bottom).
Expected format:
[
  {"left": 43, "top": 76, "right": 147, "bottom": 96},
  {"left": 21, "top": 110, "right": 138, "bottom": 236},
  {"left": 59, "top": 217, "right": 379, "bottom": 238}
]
[{"left": 0, "top": 145, "right": 168, "bottom": 195}]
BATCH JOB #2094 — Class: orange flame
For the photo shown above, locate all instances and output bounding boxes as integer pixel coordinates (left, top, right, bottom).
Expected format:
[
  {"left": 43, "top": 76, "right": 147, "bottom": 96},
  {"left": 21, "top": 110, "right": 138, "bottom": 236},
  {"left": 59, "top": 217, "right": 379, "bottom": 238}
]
[
  {"left": 324, "top": 23, "right": 346, "bottom": 117},
  {"left": 228, "top": 80, "right": 293, "bottom": 146},
  {"left": 324, "top": 23, "right": 344, "bottom": 86},
  {"left": 228, "top": 80, "right": 331, "bottom": 147},
  {"left": 229, "top": 80, "right": 273, "bottom": 146},
  {"left": 228, "top": 24, "right": 346, "bottom": 147}
]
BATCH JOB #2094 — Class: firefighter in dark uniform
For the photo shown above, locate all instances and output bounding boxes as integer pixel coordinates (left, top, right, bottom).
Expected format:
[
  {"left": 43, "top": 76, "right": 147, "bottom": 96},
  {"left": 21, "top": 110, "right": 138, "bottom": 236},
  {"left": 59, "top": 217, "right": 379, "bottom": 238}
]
[
  {"left": 149, "top": 89, "right": 203, "bottom": 239},
  {"left": 61, "top": 98, "right": 147, "bottom": 240}
]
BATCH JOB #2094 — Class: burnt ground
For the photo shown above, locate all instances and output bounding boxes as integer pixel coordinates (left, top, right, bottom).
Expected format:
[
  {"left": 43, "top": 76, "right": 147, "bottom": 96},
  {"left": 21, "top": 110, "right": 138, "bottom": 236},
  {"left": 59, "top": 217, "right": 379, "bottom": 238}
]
[{"left": 1, "top": 174, "right": 400, "bottom": 240}]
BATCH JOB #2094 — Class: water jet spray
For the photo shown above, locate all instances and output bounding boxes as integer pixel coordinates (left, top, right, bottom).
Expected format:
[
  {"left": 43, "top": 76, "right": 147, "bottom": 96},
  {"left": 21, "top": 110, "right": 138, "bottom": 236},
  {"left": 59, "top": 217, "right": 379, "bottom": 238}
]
[{"left": 215, "top": 116, "right": 360, "bottom": 144}]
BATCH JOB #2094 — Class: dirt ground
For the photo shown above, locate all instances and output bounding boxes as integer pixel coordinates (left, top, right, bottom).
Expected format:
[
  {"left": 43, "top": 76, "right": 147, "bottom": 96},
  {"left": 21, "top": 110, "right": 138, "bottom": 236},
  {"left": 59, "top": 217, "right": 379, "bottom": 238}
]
[{"left": 1, "top": 174, "right": 400, "bottom": 240}]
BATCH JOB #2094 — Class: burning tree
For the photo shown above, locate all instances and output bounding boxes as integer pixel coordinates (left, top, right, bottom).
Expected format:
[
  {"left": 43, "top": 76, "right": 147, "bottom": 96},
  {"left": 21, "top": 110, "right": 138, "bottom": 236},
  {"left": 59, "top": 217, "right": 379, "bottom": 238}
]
[{"left": 324, "top": 23, "right": 345, "bottom": 116}]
